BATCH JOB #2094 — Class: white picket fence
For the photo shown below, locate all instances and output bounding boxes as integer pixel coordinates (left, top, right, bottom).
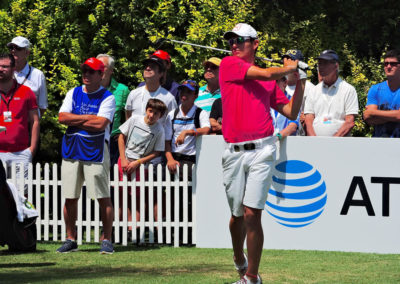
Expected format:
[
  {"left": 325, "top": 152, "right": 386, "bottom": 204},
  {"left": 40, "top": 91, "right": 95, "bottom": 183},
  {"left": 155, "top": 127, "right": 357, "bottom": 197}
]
[{"left": 5, "top": 162, "right": 196, "bottom": 247}]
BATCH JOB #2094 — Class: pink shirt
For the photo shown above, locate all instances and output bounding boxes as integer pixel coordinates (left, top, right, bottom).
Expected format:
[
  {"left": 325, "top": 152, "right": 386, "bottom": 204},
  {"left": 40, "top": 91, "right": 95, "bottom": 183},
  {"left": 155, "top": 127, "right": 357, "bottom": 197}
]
[{"left": 220, "top": 56, "right": 289, "bottom": 143}]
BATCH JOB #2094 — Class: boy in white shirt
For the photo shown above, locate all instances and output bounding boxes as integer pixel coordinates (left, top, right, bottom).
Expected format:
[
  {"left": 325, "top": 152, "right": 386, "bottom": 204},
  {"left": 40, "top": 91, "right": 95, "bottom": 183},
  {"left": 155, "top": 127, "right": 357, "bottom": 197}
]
[{"left": 118, "top": 98, "right": 167, "bottom": 226}]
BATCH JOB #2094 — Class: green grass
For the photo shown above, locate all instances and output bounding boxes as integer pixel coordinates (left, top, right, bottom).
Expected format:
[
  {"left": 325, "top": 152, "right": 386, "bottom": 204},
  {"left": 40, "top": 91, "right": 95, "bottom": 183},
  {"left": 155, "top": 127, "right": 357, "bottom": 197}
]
[{"left": 1, "top": 242, "right": 400, "bottom": 283}]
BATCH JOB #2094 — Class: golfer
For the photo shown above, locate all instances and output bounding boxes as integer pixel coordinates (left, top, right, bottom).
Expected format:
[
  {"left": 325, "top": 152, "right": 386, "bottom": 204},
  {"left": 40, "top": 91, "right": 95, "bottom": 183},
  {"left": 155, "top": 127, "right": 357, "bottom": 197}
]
[{"left": 220, "top": 23, "right": 306, "bottom": 284}]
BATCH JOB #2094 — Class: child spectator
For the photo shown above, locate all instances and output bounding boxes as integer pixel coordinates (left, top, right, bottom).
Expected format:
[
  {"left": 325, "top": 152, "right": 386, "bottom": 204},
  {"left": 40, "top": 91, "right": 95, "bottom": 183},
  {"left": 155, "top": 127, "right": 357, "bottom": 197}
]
[{"left": 118, "top": 98, "right": 167, "bottom": 227}]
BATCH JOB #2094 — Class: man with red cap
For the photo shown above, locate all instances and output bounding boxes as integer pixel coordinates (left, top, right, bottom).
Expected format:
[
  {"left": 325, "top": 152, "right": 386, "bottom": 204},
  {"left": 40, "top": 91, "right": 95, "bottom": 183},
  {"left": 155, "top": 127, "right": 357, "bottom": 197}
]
[
  {"left": 138, "top": 50, "right": 180, "bottom": 104},
  {"left": 57, "top": 57, "right": 116, "bottom": 254}
]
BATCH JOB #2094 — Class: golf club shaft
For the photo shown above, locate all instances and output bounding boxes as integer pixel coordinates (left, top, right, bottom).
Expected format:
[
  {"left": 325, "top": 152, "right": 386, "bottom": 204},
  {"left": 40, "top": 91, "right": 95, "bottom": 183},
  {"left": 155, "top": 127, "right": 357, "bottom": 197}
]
[{"left": 165, "top": 38, "right": 277, "bottom": 63}]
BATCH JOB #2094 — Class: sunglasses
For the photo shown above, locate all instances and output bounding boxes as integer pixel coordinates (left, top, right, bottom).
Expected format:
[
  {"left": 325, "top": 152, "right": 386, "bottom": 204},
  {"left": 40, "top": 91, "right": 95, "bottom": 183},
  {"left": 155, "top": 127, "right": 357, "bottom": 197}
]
[
  {"left": 81, "top": 68, "right": 97, "bottom": 74},
  {"left": 228, "top": 36, "right": 252, "bottom": 46},
  {"left": 204, "top": 64, "right": 218, "bottom": 70},
  {"left": 8, "top": 45, "right": 24, "bottom": 52},
  {"left": 384, "top": 61, "right": 399, "bottom": 67}
]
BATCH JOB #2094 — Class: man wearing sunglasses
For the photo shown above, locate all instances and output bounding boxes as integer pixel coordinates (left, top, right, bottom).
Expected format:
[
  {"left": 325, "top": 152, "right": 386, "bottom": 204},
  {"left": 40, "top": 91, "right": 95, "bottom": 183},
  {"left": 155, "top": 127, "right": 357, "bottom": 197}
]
[
  {"left": 220, "top": 23, "right": 306, "bottom": 284},
  {"left": 364, "top": 49, "right": 400, "bottom": 137},
  {"left": 195, "top": 57, "right": 221, "bottom": 114},
  {"left": 7, "top": 36, "right": 47, "bottom": 117},
  {"left": 304, "top": 50, "right": 359, "bottom": 137},
  {"left": 58, "top": 58, "right": 116, "bottom": 254}
]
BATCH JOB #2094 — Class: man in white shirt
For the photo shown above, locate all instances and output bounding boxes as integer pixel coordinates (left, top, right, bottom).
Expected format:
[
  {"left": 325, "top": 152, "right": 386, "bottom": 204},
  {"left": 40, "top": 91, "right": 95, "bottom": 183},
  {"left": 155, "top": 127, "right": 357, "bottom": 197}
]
[
  {"left": 304, "top": 50, "right": 359, "bottom": 136},
  {"left": 7, "top": 36, "right": 48, "bottom": 117},
  {"left": 125, "top": 56, "right": 177, "bottom": 126}
]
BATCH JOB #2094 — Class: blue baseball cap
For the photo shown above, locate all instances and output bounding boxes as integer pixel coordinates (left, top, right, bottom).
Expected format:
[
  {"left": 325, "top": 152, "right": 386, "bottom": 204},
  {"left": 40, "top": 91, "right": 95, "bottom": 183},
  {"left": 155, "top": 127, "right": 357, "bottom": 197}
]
[
  {"left": 282, "top": 49, "right": 304, "bottom": 61},
  {"left": 178, "top": 80, "right": 199, "bottom": 93},
  {"left": 317, "top": 50, "right": 339, "bottom": 62}
]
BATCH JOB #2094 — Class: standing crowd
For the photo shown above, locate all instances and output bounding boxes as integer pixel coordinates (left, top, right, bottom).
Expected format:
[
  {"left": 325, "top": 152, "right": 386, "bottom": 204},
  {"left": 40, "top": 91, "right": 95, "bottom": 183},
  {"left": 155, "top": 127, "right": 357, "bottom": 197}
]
[{"left": 1, "top": 22, "right": 400, "bottom": 283}]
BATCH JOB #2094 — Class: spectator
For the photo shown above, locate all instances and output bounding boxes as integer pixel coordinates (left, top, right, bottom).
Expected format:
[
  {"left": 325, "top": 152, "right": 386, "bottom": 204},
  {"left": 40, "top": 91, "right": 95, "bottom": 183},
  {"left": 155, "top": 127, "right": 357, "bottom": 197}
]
[
  {"left": 209, "top": 97, "right": 222, "bottom": 134},
  {"left": 7, "top": 36, "right": 47, "bottom": 117},
  {"left": 283, "top": 50, "right": 315, "bottom": 136},
  {"left": 138, "top": 50, "right": 180, "bottom": 104},
  {"left": 271, "top": 76, "right": 300, "bottom": 138},
  {"left": 195, "top": 57, "right": 221, "bottom": 113},
  {"left": 165, "top": 80, "right": 210, "bottom": 179},
  {"left": 220, "top": 23, "right": 305, "bottom": 284},
  {"left": 0, "top": 53, "right": 39, "bottom": 190},
  {"left": 118, "top": 98, "right": 167, "bottom": 226},
  {"left": 125, "top": 56, "right": 177, "bottom": 125},
  {"left": 57, "top": 57, "right": 116, "bottom": 254},
  {"left": 304, "top": 50, "right": 359, "bottom": 136},
  {"left": 364, "top": 49, "right": 400, "bottom": 137},
  {"left": 96, "top": 54, "right": 130, "bottom": 166}
]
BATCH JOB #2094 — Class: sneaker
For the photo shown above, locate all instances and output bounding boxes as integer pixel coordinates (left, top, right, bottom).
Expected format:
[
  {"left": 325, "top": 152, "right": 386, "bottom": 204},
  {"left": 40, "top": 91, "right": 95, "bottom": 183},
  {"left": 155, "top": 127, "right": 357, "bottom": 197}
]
[
  {"left": 234, "top": 253, "right": 248, "bottom": 277},
  {"left": 232, "top": 274, "right": 262, "bottom": 284},
  {"left": 100, "top": 240, "right": 114, "bottom": 254},
  {"left": 56, "top": 239, "right": 78, "bottom": 253}
]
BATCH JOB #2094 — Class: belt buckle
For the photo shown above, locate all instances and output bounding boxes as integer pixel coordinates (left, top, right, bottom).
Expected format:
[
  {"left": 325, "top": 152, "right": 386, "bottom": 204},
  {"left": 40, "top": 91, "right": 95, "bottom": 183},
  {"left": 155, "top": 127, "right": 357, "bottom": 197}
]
[
  {"left": 233, "top": 145, "right": 240, "bottom": 152},
  {"left": 244, "top": 143, "right": 255, "bottom": 150}
]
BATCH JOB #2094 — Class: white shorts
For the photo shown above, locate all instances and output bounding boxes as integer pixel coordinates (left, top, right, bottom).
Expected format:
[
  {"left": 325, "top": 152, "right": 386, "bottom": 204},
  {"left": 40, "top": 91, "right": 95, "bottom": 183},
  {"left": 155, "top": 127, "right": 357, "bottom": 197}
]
[
  {"left": 61, "top": 145, "right": 110, "bottom": 199},
  {"left": 222, "top": 136, "right": 276, "bottom": 217}
]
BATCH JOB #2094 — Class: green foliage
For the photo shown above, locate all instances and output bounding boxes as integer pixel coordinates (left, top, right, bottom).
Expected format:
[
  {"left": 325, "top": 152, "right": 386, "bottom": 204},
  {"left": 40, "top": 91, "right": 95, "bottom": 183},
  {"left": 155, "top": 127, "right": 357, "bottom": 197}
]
[{"left": 1, "top": 0, "right": 399, "bottom": 163}]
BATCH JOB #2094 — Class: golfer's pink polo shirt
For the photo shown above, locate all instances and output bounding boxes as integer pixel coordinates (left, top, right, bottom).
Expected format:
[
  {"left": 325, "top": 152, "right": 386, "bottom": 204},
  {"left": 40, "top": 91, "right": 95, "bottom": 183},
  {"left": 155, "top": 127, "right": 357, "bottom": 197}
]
[{"left": 220, "top": 56, "right": 289, "bottom": 143}]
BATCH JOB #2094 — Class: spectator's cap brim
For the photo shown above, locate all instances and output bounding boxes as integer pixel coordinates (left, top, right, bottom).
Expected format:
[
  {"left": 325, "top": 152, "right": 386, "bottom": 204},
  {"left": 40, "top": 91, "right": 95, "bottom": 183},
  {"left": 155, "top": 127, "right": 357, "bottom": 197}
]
[
  {"left": 7, "top": 36, "right": 31, "bottom": 48},
  {"left": 223, "top": 23, "right": 258, "bottom": 40},
  {"left": 317, "top": 50, "right": 339, "bottom": 62},
  {"left": 282, "top": 49, "right": 304, "bottom": 61},
  {"left": 203, "top": 57, "right": 221, "bottom": 67},
  {"left": 143, "top": 56, "right": 166, "bottom": 71},
  {"left": 81, "top": 57, "right": 105, "bottom": 72},
  {"left": 178, "top": 80, "right": 199, "bottom": 92}
]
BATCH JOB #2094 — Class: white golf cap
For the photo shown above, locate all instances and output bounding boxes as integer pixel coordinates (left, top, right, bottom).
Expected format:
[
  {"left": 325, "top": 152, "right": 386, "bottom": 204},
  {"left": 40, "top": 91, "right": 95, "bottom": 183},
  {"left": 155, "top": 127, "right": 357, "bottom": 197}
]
[
  {"left": 7, "top": 36, "right": 31, "bottom": 48},
  {"left": 223, "top": 23, "right": 258, "bottom": 40}
]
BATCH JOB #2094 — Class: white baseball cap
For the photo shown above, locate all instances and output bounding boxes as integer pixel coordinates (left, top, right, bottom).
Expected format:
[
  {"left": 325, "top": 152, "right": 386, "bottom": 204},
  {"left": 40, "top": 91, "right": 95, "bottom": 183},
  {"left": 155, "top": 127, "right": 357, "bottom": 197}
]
[
  {"left": 223, "top": 23, "right": 258, "bottom": 40},
  {"left": 7, "top": 36, "right": 31, "bottom": 48}
]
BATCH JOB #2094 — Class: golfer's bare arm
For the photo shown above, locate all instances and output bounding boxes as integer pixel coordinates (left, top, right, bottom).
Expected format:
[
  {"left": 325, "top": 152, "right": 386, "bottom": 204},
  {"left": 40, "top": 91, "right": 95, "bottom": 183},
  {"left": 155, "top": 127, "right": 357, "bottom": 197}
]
[{"left": 245, "top": 58, "right": 298, "bottom": 81}]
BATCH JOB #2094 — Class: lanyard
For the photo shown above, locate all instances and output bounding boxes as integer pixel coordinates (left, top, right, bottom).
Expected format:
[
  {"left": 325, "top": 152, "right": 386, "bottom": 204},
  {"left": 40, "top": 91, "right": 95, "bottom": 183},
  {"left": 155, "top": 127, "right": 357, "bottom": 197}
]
[
  {"left": 0, "top": 81, "right": 20, "bottom": 111},
  {"left": 19, "top": 65, "right": 32, "bottom": 86}
]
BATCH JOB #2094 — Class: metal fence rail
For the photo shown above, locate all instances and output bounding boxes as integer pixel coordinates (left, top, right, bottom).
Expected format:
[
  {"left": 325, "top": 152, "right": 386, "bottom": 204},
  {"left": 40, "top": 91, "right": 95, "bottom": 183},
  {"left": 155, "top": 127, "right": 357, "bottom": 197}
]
[{"left": 5, "top": 162, "right": 195, "bottom": 247}]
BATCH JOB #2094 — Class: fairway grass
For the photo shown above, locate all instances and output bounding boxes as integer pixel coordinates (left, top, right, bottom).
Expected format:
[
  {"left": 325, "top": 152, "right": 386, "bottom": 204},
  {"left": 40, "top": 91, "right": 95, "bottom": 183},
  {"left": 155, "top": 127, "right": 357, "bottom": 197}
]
[{"left": 1, "top": 242, "right": 400, "bottom": 283}]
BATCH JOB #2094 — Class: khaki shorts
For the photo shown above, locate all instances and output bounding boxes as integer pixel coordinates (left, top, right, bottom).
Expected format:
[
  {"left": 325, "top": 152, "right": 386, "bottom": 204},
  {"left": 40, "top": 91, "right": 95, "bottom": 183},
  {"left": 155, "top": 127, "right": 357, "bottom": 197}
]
[
  {"left": 222, "top": 136, "right": 276, "bottom": 217},
  {"left": 61, "top": 145, "right": 110, "bottom": 199}
]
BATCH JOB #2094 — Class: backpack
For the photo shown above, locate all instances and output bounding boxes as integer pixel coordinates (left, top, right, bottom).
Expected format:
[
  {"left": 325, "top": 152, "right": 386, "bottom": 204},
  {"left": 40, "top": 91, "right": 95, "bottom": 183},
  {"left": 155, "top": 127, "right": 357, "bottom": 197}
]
[
  {"left": 171, "top": 107, "right": 202, "bottom": 138},
  {"left": 0, "top": 161, "right": 37, "bottom": 252}
]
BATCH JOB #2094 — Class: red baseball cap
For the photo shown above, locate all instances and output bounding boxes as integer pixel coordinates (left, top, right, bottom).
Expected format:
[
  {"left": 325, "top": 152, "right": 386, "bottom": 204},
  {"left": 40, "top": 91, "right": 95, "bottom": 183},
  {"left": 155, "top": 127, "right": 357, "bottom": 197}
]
[
  {"left": 81, "top": 57, "right": 105, "bottom": 72},
  {"left": 152, "top": 50, "right": 171, "bottom": 62}
]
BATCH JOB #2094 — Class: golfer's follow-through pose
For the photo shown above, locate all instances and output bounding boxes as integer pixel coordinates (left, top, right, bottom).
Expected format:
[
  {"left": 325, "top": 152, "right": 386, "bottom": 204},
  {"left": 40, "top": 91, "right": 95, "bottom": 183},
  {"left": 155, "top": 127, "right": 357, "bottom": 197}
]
[{"left": 220, "top": 23, "right": 306, "bottom": 284}]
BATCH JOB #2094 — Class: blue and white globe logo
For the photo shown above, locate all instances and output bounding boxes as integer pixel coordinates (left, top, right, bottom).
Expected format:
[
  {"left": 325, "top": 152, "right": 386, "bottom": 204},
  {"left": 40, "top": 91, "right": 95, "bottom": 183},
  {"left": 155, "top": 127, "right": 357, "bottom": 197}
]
[{"left": 265, "top": 160, "right": 327, "bottom": 228}]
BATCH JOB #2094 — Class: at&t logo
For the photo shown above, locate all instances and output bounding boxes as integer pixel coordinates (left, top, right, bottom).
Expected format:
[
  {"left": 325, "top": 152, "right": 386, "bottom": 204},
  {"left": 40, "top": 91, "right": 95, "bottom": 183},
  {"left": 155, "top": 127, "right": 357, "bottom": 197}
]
[{"left": 265, "top": 160, "right": 327, "bottom": 228}]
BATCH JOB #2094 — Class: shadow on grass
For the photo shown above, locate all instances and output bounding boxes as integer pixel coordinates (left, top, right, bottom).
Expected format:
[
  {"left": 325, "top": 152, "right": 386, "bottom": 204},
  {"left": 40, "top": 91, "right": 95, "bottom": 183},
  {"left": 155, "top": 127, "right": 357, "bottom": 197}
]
[
  {"left": 0, "top": 262, "right": 56, "bottom": 268},
  {"left": 0, "top": 249, "right": 47, "bottom": 255},
  {"left": 0, "top": 263, "right": 224, "bottom": 283}
]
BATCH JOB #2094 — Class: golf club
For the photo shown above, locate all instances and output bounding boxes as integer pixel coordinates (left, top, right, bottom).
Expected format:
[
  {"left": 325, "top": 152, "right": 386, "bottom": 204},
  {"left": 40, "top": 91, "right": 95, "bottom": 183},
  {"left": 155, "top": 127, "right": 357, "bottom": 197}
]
[{"left": 155, "top": 38, "right": 309, "bottom": 70}]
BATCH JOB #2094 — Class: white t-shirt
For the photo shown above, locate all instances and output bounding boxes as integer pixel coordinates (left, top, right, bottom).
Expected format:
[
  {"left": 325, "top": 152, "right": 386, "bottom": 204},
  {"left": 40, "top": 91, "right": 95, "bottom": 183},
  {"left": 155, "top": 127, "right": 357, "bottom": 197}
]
[
  {"left": 125, "top": 85, "right": 177, "bottom": 126},
  {"left": 119, "top": 114, "right": 165, "bottom": 160},
  {"left": 165, "top": 105, "right": 210, "bottom": 156},
  {"left": 15, "top": 63, "right": 48, "bottom": 110},
  {"left": 286, "top": 80, "right": 315, "bottom": 113},
  {"left": 304, "top": 77, "right": 359, "bottom": 136},
  {"left": 59, "top": 86, "right": 116, "bottom": 142}
]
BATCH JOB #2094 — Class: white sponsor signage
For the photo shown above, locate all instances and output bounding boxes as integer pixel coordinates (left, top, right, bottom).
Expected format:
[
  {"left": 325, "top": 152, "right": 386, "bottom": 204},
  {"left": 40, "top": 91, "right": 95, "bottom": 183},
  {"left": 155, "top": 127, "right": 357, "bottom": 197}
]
[{"left": 196, "top": 136, "right": 400, "bottom": 253}]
